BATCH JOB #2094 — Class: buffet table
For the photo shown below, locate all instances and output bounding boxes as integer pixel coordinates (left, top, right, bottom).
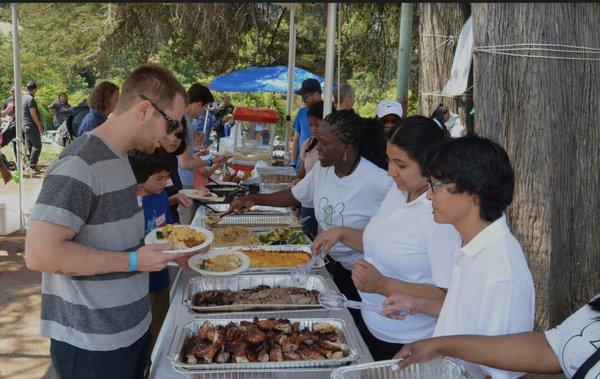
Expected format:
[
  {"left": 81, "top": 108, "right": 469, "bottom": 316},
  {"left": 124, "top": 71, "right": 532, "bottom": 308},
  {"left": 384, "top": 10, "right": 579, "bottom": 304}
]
[{"left": 149, "top": 211, "right": 374, "bottom": 378}]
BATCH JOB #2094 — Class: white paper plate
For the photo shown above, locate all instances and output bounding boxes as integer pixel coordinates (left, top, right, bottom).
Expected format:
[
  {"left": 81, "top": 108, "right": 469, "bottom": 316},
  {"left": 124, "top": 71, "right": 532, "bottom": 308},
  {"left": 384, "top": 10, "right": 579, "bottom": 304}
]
[
  {"left": 144, "top": 225, "right": 214, "bottom": 254},
  {"left": 188, "top": 250, "right": 250, "bottom": 276},
  {"left": 179, "top": 189, "right": 225, "bottom": 202}
]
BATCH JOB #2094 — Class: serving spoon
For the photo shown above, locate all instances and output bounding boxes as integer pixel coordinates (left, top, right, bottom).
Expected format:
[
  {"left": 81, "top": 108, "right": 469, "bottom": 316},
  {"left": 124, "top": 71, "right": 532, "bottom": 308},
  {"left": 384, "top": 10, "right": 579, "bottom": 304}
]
[{"left": 318, "top": 289, "right": 408, "bottom": 319}]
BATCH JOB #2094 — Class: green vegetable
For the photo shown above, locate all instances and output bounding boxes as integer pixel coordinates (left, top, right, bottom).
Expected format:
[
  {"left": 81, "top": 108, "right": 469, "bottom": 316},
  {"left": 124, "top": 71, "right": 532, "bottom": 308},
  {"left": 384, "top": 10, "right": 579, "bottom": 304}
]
[{"left": 156, "top": 230, "right": 165, "bottom": 239}]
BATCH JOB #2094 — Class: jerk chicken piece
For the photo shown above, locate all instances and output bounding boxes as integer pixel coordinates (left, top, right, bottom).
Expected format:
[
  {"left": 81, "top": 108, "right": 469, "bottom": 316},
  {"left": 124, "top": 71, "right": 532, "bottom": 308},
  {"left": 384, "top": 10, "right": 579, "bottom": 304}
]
[
  {"left": 269, "top": 343, "right": 284, "bottom": 362},
  {"left": 190, "top": 341, "right": 222, "bottom": 363},
  {"left": 198, "top": 321, "right": 220, "bottom": 343},
  {"left": 254, "top": 317, "right": 293, "bottom": 334},
  {"left": 243, "top": 326, "right": 266, "bottom": 345},
  {"left": 232, "top": 343, "right": 250, "bottom": 363},
  {"left": 299, "top": 346, "right": 326, "bottom": 361}
]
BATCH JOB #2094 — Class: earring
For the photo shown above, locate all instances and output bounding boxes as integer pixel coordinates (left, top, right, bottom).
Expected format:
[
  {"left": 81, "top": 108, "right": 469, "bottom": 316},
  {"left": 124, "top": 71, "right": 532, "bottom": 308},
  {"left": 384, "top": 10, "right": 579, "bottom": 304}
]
[{"left": 343, "top": 152, "right": 347, "bottom": 162}]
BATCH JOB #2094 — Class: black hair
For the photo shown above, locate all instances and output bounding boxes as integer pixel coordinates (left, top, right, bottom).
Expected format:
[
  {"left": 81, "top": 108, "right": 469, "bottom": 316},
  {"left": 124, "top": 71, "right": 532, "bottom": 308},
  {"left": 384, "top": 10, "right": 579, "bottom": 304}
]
[
  {"left": 171, "top": 116, "right": 188, "bottom": 156},
  {"left": 26, "top": 82, "right": 37, "bottom": 91},
  {"left": 421, "top": 135, "right": 515, "bottom": 222},
  {"left": 187, "top": 83, "right": 214, "bottom": 104},
  {"left": 128, "top": 147, "right": 173, "bottom": 184},
  {"left": 430, "top": 104, "right": 449, "bottom": 121},
  {"left": 305, "top": 101, "right": 335, "bottom": 154},
  {"left": 388, "top": 116, "right": 450, "bottom": 164},
  {"left": 590, "top": 296, "right": 600, "bottom": 314},
  {"left": 322, "top": 110, "right": 388, "bottom": 170}
]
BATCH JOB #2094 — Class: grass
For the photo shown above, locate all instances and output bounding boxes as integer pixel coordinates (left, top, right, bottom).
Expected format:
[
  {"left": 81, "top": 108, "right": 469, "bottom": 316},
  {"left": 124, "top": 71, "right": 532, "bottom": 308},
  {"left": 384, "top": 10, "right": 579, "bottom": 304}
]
[{"left": 1, "top": 141, "right": 62, "bottom": 168}]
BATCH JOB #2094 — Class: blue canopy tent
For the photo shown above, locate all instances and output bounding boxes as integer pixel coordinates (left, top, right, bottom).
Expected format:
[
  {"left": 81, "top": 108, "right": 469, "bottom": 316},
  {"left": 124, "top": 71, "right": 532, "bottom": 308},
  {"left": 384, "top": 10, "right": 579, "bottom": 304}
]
[{"left": 209, "top": 65, "right": 328, "bottom": 93}]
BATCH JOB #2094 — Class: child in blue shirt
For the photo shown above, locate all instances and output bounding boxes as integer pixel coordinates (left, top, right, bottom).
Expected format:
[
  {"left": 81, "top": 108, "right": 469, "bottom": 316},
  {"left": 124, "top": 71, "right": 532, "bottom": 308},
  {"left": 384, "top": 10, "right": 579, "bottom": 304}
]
[{"left": 128, "top": 147, "right": 175, "bottom": 350}]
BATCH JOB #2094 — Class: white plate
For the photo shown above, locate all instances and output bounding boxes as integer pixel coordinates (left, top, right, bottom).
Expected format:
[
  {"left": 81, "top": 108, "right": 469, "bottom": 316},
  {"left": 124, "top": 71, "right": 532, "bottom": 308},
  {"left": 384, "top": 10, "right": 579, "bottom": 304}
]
[
  {"left": 144, "top": 225, "right": 214, "bottom": 254},
  {"left": 179, "top": 189, "right": 225, "bottom": 202},
  {"left": 188, "top": 250, "right": 250, "bottom": 276}
]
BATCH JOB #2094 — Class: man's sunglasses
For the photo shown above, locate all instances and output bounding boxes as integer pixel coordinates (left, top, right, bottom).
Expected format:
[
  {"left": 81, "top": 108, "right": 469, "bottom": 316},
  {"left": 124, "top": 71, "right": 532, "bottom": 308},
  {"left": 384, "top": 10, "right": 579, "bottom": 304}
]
[{"left": 139, "top": 94, "right": 181, "bottom": 134}]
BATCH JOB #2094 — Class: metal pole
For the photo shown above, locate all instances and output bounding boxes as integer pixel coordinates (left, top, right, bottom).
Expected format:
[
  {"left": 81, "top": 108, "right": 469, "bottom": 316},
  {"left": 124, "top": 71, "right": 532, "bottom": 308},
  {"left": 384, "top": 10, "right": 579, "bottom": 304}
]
[
  {"left": 323, "top": 3, "right": 337, "bottom": 117},
  {"left": 395, "top": 3, "right": 414, "bottom": 114},
  {"left": 336, "top": 4, "right": 341, "bottom": 110},
  {"left": 11, "top": 3, "right": 24, "bottom": 230},
  {"left": 284, "top": 4, "right": 296, "bottom": 165}
]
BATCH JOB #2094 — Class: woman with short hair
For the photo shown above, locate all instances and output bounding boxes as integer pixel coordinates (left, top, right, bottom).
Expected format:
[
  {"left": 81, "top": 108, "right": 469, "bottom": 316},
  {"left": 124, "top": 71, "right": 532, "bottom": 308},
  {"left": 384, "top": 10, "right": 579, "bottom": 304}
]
[{"left": 76, "top": 81, "right": 120, "bottom": 136}]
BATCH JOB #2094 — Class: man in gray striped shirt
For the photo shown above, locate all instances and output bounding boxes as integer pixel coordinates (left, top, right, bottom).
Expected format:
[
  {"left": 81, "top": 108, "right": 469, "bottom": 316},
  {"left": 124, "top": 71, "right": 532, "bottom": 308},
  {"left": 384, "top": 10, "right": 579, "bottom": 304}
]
[{"left": 25, "top": 64, "right": 202, "bottom": 378}]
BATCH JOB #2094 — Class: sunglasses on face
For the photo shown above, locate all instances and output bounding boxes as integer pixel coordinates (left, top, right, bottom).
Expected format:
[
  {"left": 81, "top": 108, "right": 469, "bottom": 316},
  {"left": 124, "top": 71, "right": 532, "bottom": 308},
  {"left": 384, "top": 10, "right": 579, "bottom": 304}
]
[
  {"left": 381, "top": 115, "right": 400, "bottom": 124},
  {"left": 301, "top": 92, "right": 315, "bottom": 102},
  {"left": 139, "top": 94, "right": 180, "bottom": 134}
]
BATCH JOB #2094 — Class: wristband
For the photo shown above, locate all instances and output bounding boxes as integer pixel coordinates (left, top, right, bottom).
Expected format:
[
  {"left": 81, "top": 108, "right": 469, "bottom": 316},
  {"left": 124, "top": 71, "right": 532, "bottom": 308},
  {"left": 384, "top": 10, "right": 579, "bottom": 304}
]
[
  {"left": 128, "top": 250, "right": 138, "bottom": 272},
  {"left": 207, "top": 158, "right": 213, "bottom": 167}
]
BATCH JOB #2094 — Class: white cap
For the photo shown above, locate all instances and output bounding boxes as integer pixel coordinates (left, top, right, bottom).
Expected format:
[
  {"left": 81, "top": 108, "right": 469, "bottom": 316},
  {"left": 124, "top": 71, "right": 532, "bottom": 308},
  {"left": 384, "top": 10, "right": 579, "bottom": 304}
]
[{"left": 376, "top": 99, "right": 403, "bottom": 119}]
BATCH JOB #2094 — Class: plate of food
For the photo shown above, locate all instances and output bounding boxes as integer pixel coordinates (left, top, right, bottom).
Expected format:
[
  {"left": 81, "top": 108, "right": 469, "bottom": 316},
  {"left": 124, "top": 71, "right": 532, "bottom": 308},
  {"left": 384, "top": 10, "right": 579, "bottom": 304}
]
[
  {"left": 145, "top": 224, "right": 214, "bottom": 254},
  {"left": 179, "top": 188, "right": 225, "bottom": 202},
  {"left": 188, "top": 250, "right": 250, "bottom": 276}
]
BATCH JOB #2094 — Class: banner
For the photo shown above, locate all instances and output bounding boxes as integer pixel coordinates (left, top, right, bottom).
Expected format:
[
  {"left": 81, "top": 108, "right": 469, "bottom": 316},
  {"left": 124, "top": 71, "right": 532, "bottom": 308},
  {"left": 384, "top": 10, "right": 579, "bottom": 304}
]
[{"left": 442, "top": 16, "right": 473, "bottom": 96}]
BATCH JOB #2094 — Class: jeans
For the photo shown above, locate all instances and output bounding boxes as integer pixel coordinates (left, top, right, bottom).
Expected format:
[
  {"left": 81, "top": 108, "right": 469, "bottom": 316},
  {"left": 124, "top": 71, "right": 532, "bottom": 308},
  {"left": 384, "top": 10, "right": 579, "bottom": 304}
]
[
  {"left": 50, "top": 329, "right": 151, "bottom": 379},
  {"left": 23, "top": 123, "right": 41, "bottom": 166}
]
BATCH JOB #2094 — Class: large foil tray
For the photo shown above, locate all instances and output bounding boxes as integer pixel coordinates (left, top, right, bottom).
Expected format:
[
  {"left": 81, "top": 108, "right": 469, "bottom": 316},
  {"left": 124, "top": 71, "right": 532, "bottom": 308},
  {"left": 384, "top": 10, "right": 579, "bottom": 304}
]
[
  {"left": 330, "top": 357, "right": 470, "bottom": 378},
  {"left": 233, "top": 245, "right": 326, "bottom": 273},
  {"left": 204, "top": 215, "right": 298, "bottom": 231}
]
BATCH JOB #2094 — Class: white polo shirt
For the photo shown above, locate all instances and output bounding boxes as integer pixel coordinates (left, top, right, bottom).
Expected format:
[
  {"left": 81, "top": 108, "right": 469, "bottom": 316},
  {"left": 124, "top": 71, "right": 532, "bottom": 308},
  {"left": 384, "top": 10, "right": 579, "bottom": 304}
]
[
  {"left": 291, "top": 158, "right": 393, "bottom": 269},
  {"left": 433, "top": 215, "right": 535, "bottom": 379},
  {"left": 359, "top": 187, "right": 457, "bottom": 343}
]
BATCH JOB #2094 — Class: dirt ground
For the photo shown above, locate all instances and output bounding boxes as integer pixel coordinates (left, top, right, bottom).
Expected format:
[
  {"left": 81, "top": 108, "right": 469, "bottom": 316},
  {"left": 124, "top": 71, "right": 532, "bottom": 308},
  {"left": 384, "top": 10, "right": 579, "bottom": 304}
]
[{"left": 0, "top": 231, "right": 56, "bottom": 379}]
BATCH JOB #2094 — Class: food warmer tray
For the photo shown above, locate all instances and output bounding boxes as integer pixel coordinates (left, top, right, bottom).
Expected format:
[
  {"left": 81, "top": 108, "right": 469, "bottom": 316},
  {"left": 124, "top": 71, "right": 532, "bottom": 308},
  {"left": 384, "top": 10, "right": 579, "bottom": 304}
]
[
  {"left": 168, "top": 318, "right": 361, "bottom": 373},
  {"left": 183, "top": 274, "right": 334, "bottom": 314},
  {"left": 203, "top": 204, "right": 294, "bottom": 216},
  {"left": 330, "top": 357, "right": 470, "bottom": 379},
  {"left": 203, "top": 215, "right": 298, "bottom": 231},
  {"left": 232, "top": 245, "right": 326, "bottom": 273}
]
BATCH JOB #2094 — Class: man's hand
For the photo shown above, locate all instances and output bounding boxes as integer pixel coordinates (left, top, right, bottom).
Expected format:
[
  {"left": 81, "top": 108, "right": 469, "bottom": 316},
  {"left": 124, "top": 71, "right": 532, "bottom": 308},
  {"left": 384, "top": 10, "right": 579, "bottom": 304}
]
[
  {"left": 395, "top": 338, "right": 444, "bottom": 369},
  {"left": 175, "top": 193, "right": 193, "bottom": 208},
  {"left": 351, "top": 260, "right": 385, "bottom": 293},
  {"left": 229, "top": 195, "right": 255, "bottom": 214}
]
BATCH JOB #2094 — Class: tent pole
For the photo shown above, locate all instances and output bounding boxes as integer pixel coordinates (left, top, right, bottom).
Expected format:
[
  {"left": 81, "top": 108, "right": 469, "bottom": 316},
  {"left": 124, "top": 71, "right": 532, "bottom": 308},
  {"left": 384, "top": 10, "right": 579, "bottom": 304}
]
[
  {"left": 396, "top": 3, "right": 414, "bottom": 114},
  {"left": 11, "top": 3, "right": 24, "bottom": 231},
  {"left": 336, "top": 4, "right": 341, "bottom": 110},
  {"left": 323, "top": 3, "right": 337, "bottom": 117},
  {"left": 284, "top": 4, "right": 296, "bottom": 165}
]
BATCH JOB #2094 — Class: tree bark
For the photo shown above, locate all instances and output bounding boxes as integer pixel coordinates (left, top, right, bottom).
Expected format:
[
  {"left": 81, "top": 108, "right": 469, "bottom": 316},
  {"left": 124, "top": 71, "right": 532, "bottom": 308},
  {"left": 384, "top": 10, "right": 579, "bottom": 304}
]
[
  {"left": 472, "top": 3, "right": 600, "bottom": 329},
  {"left": 418, "top": 3, "right": 473, "bottom": 132}
]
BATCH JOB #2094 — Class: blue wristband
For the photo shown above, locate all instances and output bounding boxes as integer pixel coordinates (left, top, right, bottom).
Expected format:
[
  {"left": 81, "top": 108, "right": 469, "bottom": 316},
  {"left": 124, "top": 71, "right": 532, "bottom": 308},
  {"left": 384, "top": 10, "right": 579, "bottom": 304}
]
[
  {"left": 128, "top": 250, "right": 138, "bottom": 272},
  {"left": 207, "top": 158, "right": 213, "bottom": 167}
]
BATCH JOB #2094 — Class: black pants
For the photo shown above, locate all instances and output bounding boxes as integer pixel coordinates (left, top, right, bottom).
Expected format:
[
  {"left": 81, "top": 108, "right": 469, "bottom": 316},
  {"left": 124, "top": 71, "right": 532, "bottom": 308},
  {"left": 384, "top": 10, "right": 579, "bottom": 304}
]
[
  {"left": 300, "top": 206, "right": 319, "bottom": 240},
  {"left": 325, "top": 259, "right": 367, "bottom": 335},
  {"left": 353, "top": 317, "right": 404, "bottom": 361},
  {"left": 1, "top": 125, "right": 18, "bottom": 158},
  {"left": 23, "top": 124, "right": 41, "bottom": 166},
  {"left": 50, "top": 329, "right": 150, "bottom": 379}
]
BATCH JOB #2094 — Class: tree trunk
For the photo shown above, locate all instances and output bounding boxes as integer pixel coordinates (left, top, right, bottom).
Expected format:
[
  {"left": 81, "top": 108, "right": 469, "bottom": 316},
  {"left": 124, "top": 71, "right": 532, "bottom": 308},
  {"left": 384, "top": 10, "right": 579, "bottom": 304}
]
[
  {"left": 472, "top": 3, "right": 600, "bottom": 330},
  {"left": 418, "top": 3, "right": 473, "bottom": 132}
]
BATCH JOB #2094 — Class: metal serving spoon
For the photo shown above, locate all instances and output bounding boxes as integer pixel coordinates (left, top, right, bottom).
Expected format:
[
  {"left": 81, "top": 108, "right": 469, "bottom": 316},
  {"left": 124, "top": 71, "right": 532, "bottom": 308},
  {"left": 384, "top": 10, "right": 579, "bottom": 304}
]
[{"left": 318, "top": 289, "right": 408, "bottom": 318}]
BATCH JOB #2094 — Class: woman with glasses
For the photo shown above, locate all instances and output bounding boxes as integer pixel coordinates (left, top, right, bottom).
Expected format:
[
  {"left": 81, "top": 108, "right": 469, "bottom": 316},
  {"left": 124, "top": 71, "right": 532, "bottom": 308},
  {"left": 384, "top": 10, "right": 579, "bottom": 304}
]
[
  {"left": 376, "top": 99, "right": 403, "bottom": 135},
  {"left": 311, "top": 116, "right": 457, "bottom": 361}
]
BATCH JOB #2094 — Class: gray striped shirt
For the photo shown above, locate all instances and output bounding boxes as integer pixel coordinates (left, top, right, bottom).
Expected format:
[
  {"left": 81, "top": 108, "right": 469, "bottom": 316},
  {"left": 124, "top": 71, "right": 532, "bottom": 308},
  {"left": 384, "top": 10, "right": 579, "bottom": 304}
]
[{"left": 29, "top": 133, "right": 149, "bottom": 351}]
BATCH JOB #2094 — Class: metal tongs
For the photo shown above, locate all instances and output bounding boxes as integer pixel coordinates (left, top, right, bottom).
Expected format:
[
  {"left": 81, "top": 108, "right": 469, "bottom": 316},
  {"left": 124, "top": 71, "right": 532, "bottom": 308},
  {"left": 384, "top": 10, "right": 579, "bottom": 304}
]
[
  {"left": 205, "top": 209, "right": 234, "bottom": 226},
  {"left": 289, "top": 246, "right": 325, "bottom": 285},
  {"left": 318, "top": 289, "right": 408, "bottom": 319}
]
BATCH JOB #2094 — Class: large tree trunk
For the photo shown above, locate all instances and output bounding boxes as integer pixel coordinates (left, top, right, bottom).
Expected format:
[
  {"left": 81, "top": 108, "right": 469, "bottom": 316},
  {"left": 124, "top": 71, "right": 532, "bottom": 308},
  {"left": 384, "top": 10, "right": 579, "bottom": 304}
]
[
  {"left": 418, "top": 3, "right": 473, "bottom": 132},
  {"left": 472, "top": 3, "right": 600, "bottom": 330}
]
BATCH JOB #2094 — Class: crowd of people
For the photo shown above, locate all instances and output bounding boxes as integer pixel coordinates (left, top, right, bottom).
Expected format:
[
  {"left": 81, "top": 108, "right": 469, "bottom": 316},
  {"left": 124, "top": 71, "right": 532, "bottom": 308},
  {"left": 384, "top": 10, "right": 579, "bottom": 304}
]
[{"left": 14, "top": 64, "right": 597, "bottom": 379}]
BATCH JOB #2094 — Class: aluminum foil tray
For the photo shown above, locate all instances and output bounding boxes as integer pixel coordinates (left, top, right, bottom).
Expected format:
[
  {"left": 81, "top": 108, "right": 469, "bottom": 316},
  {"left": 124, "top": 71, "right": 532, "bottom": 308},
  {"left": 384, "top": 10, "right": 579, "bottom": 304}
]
[
  {"left": 168, "top": 318, "right": 360, "bottom": 372},
  {"left": 184, "top": 274, "right": 333, "bottom": 313},
  {"left": 205, "top": 204, "right": 293, "bottom": 216},
  {"left": 204, "top": 215, "right": 297, "bottom": 230},
  {"left": 330, "top": 358, "right": 469, "bottom": 379},
  {"left": 233, "top": 245, "right": 326, "bottom": 273}
]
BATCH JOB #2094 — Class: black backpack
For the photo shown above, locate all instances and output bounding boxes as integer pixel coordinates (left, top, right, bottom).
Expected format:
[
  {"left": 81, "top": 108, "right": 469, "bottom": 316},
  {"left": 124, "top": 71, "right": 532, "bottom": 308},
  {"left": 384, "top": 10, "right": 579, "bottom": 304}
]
[{"left": 68, "top": 104, "right": 90, "bottom": 137}]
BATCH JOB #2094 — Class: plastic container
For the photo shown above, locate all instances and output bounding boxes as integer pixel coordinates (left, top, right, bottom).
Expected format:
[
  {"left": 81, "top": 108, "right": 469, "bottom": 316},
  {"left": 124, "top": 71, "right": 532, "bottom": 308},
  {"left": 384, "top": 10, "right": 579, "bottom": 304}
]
[{"left": 0, "top": 203, "right": 21, "bottom": 235}]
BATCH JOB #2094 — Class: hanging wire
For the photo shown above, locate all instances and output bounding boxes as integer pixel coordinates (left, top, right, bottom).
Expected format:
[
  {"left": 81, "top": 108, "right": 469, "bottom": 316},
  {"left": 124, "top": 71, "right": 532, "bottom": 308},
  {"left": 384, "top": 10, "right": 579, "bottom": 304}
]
[{"left": 474, "top": 43, "right": 600, "bottom": 62}]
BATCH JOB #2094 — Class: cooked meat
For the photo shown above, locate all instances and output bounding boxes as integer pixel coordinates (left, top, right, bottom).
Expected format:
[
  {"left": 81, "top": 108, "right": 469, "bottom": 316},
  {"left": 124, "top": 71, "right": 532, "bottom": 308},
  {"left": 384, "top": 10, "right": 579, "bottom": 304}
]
[
  {"left": 192, "top": 286, "right": 320, "bottom": 307},
  {"left": 182, "top": 319, "right": 349, "bottom": 365}
]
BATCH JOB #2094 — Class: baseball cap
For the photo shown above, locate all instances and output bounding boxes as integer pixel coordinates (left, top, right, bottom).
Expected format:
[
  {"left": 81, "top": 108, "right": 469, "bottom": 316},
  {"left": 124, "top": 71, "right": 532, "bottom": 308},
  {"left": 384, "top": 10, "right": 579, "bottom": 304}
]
[
  {"left": 376, "top": 99, "right": 403, "bottom": 119},
  {"left": 295, "top": 78, "right": 322, "bottom": 96},
  {"left": 9, "top": 86, "right": 15, "bottom": 93}
]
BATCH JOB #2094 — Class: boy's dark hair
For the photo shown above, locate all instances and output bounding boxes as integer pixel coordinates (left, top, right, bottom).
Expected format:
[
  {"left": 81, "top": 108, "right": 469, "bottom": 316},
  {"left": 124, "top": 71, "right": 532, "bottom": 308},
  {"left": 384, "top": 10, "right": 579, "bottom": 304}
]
[
  {"left": 26, "top": 82, "right": 37, "bottom": 90},
  {"left": 323, "top": 110, "right": 388, "bottom": 170},
  {"left": 307, "top": 100, "right": 325, "bottom": 120},
  {"left": 171, "top": 117, "right": 188, "bottom": 156},
  {"left": 388, "top": 116, "right": 450, "bottom": 164},
  {"left": 188, "top": 83, "right": 214, "bottom": 104},
  {"left": 128, "top": 147, "right": 173, "bottom": 184},
  {"left": 421, "top": 135, "right": 515, "bottom": 222}
]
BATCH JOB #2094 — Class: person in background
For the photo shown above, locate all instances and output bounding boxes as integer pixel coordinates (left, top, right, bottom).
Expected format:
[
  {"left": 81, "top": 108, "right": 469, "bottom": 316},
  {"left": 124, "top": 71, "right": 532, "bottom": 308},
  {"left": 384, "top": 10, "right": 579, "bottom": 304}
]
[
  {"left": 128, "top": 147, "right": 176, "bottom": 354},
  {"left": 215, "top": 93, "right": 234, "bottom": 142},
  {"left": 334, "top": 84, "right": 356, "bottom": 111},
  {"left": 22, "top": 82, "right": 43, "bottom": 174},
  {"left": 1, "top": 86, "right": 17, "bottom": 158},
  {"left": 222, "top": 113, "right": 235, "bottom": 137},
  {"left": 446, "top": 111, "right": 467, "bottom": 138},
  {"left": 394, "top": 295, "right": 599, "bottom": 378},
  {"left": 199, "top": 101, "right": 218, "bottom": 147},
  {"left": 177, "top": 83, "right": 213, "bottom": 224},
  {"left": 48, "top": 92, "right": 72, "bottom": 130},
  {"left": 159, "top": 117, "right": 192, "bottom": 223},
  {"left": 230, "top": 110, "right": 393, "bottom": 331},
  {"left": 430, "top": 104, "right": 451, "bottom": 137},
  {"left": 291, "top": 78, "right": 323, "bottom": 171},
  {"left": 77, "top": 81, "right": 120, "bottom": 137},
  {"left": 291, "top": 100, "right": 330, "bottom": 240},
  {"left": 311, "top": 117, "right": 456, "bottom": 360},
  {"left": 376, "top": 99, "right": 403, "bottom": 135},
  {"left": 383, "top": 135, "right": 535, "bottom": 379}
]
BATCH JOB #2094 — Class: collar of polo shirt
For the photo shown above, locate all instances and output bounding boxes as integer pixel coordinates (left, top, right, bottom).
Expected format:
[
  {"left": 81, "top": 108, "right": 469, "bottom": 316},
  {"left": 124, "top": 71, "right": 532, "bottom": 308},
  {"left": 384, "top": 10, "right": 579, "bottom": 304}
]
[{"left": 459, "top": 214, "right": 510, "bottom": 257}]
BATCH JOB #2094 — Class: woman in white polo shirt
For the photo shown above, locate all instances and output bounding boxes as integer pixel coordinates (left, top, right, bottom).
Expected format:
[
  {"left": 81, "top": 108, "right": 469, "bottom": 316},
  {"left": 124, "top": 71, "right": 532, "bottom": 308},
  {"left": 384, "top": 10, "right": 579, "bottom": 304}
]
[
  {"left": 230, "top": 110, "right": 393, "bottom": 327},
  {"left": 311, "top": 116, "right": 457, "bottom": 360}
]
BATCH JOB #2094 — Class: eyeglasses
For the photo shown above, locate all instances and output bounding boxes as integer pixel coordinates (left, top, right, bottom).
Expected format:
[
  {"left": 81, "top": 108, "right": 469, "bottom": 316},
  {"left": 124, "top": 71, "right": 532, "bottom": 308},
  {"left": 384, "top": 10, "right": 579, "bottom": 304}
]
[
  {"left": 301, "top": 92, "right": 315, "bottom": 102},
  {"left": 139, "top": 94, "right": 180, "bottom": 134},
  {"left": 426, "top": 177, "right": 448, "bottom": 193}
]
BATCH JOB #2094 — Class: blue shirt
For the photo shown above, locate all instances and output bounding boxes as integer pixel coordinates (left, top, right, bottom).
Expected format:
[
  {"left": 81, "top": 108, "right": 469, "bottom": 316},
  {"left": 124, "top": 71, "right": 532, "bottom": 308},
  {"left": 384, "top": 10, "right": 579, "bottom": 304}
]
[
  {"left": 293, "top": 107, "right": 311, "bottom": 171},
  {"left": 178, "top": 115, "right": 195, "bottom": 187},
  {"left": 142, "top": 190, "right": 174, "bottom": 293},
  {"left": 77, "top": 109, "right": 106, "bottom": 137}
]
